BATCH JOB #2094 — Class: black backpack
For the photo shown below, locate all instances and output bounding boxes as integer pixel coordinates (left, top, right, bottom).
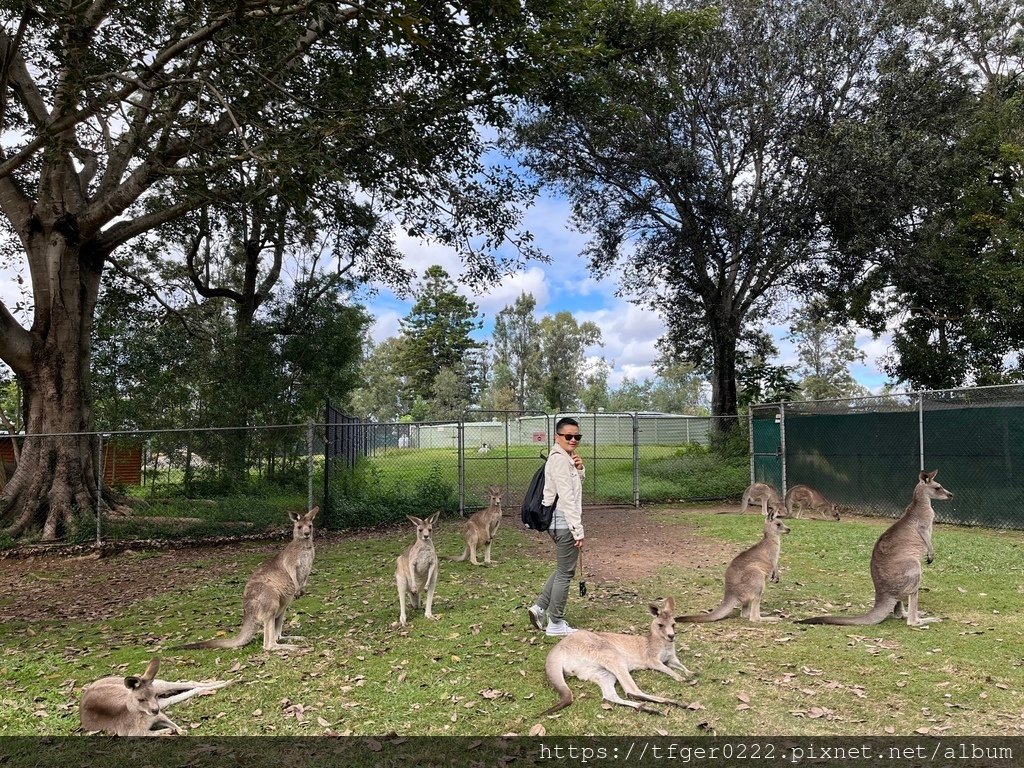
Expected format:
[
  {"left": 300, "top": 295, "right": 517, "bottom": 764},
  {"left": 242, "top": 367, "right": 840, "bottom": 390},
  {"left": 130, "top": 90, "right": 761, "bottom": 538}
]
[{"left": 521, "top": 462, "right": 558, "bottom": 531}]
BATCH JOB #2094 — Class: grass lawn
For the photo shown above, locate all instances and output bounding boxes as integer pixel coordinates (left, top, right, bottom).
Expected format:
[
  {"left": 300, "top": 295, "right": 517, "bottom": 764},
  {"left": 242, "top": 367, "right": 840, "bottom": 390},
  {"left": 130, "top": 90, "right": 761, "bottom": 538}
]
[{"left": 1, "top": 505, "right": 1021, "bottom": 737}]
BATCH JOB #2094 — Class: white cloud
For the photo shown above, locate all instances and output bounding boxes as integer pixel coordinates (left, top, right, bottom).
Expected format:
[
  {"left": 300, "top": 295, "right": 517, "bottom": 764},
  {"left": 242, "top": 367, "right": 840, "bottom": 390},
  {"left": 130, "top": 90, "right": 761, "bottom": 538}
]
[
  {"left": 577, "top": 301, "right": 667, "bottom": 387},
  {"left": 471, "top": 267, "right": 550, "bottom": 317}
]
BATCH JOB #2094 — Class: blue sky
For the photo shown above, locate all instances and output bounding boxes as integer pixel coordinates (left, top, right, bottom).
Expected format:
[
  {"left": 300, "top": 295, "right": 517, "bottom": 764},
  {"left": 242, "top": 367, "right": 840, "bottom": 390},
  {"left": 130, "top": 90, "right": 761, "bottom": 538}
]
[{"left": 360, "top": 191, "right": 895, "bottom": 393}]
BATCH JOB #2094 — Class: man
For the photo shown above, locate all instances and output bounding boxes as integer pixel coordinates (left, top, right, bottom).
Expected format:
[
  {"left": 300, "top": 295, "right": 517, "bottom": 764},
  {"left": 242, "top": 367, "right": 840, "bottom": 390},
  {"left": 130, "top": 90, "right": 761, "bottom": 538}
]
[{"left": 527, "top": 417, "right": 585, "bottom": 636}]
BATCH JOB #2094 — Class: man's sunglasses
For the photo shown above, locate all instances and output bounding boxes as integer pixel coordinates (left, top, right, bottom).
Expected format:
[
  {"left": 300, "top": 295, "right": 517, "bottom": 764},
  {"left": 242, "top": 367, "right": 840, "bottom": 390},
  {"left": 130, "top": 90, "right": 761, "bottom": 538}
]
[{"left": 557, "top": 433, "right": 583, "bottom": 442}]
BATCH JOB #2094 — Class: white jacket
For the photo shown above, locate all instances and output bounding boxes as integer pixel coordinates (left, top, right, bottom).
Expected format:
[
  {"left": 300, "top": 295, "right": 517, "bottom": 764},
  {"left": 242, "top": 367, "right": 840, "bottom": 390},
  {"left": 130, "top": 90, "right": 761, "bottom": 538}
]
[{"left": 543, "top": 443, "right": 585, "bottom": 540}]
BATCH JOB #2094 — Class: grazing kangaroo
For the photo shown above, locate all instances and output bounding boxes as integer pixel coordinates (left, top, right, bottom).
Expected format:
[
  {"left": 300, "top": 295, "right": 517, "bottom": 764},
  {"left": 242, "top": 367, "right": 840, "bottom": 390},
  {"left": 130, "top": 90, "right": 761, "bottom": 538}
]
[
  {"left": 397, "top": 512, "right": 440, "bottom": 625},
  {"left": 798, "top": 470, "right": 953, "bottom": 627},
  {"left": 79, "top": 657, "right": 231, "bottom": 736},
  {"left": 453, "top": 485, "right": 503, "bottom": 565},
  {"left": 181, "top": 507, "right": 319, "bottom": 651},
  {"left": 785, "top": 484, "right": 842, "bottom": 520},
  {"left": 677, "top": 510, "right": 791, "bottom": 623},
  {"left": 543, "top": 598, "right": 691, "bottom": 715},
  {"left": 739, "top": 481, "right": 785, "bottom": 516}
]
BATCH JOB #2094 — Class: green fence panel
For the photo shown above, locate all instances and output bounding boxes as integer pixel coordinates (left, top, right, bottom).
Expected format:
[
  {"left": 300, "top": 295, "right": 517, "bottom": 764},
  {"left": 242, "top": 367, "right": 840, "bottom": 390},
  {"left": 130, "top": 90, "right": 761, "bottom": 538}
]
[
  {"left": 785, "top": 411, "right": 919, "bottom": 517},
  {"left": 923, "top": 405, "right": 1024, "bottom": 528}
]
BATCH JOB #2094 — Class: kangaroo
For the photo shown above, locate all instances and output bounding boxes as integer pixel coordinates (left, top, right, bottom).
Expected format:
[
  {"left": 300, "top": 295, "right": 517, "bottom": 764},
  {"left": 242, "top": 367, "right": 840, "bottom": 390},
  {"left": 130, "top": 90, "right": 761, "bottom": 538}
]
[
  {"left": 79, "top": 657, "right": 231, "bottom": 736},
  {"left": 677, "top": 510, "right": 791, "bottom": 623},
  {"left": 739, "top": 481, "right": 785, "bottom": 516},
  {"left": 397, "top": 512, "right": 440, "bottom": 625},
  {"left": 181, "top": 506, "right": 319, "bottom": 651},
  {"left": 453, "top": 486, "right": 503, "bottom": 565},
  {"left": 798, "top": 470, "right": 953, "bottom": 627},
  {"left": 543, "top": 598, "right": 691, "bottom": 715},
  {"left": 785, "top": 484, "right": 842, "bottom": 520}
]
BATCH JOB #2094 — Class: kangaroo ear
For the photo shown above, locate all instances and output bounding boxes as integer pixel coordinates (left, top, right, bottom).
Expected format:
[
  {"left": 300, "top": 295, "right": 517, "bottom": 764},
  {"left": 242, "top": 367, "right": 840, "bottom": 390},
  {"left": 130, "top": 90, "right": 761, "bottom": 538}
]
[
  {"left": 289, "top": 510, "right": 302, "bottom": 522},
  {"left": 124, "top": 676, "right": 142, "bottom": 690},
  {"left": 141, "top": 657, "right": 160, "bottom": 681},
  {"left": 407, "top": 515, "right": 423, "bottom": 526},
  {"left": 306, "top": 506, "right": 320, "bottom": 520},
  {"left": 428, "top": 511, "right": 441, "bottom": 525},
  {"left": 663, "top": 597, "right": 675, "bottom": 614},
  {"left": 767, "top": 508, "right": 778, "bottom": 521},
  {"left": 649, "top": 603, "right": 660, "bottom": 617}
]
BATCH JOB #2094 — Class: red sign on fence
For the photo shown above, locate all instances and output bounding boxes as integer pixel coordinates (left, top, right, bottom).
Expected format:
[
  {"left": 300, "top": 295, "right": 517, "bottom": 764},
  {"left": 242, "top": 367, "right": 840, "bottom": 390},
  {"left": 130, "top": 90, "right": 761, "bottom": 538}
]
[{"left": 532, "top": 431, "right": 547, "bottom": 443}]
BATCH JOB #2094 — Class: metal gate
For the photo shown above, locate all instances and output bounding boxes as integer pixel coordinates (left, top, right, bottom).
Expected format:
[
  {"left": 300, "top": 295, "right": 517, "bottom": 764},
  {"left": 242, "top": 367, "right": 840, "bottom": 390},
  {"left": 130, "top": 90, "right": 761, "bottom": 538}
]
[{"left": 749, "top": 404, "right": 784, "bottom": 494}]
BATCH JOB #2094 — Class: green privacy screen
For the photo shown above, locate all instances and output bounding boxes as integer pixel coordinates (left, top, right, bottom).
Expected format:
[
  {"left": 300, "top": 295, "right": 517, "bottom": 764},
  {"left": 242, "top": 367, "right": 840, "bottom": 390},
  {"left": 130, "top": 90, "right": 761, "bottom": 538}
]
[{"left": 754, "top": 385, "right": 1024, "bottom": 529}]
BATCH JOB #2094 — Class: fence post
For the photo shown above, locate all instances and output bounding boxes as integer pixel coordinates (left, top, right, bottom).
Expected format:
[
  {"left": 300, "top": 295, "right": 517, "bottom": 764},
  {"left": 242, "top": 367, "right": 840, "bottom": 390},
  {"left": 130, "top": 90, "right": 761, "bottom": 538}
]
[
  {"left": 779, "top": 403, "right": 787, "bottom": 498},
  {"left": 918, "top": 391, "right": 925, "bottom": 471},
  {"left": 632, "top": 412, "right": 640, "bottom": 508},
  {"left": 457, "top": 417, "right": 465, "bottom": 517},
  {"left": 95, "top": 433, "right": 103, "bottom": 547},
  {"left": 748, "top": 409, "right": 755, "bottom": 483},
  {"left": 307, "top": 420, "right": 314, "bottom": 513}
]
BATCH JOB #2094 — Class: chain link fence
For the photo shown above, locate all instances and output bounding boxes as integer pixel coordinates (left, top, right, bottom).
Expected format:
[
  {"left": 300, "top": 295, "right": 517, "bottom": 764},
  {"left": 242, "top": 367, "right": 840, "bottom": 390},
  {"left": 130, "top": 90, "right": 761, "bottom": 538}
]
[
  {"left": 751, "top": 383, "right": 1024, "bottom": 529},
  {"left": 0, "top": 408, "right": 746, "bottom": 550}
]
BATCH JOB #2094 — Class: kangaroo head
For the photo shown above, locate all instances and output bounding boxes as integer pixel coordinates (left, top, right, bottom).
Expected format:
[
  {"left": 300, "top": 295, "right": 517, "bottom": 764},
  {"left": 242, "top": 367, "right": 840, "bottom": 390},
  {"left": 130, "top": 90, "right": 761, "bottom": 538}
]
[
  {"left": 648, "top": 598, "right": 677, "bottom": 643},
  {"left": 408, "top": 512, "right": 440, "bottom": 542},
  {"left": 123, "top": 657, "right": 162, "bottom": 716},
  {"left": 918, "top": 470, "right": 953, "bottom": 501},
  {"left": 289, "top": 506, "right": 319, "bottom": 540},
  {"left": 486, "top": 486, "right": 503, "bottom": 508},
  {"left": 830, "top": 503, "right": 842, "bottom": 521},
  {"left": 765, "top": 509, "right": 791, "bottom": 535}
]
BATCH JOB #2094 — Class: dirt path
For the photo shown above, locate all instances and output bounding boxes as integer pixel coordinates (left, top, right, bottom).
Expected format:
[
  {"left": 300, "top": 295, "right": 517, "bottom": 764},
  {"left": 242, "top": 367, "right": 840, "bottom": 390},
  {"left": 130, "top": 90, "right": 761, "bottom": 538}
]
[{"left": 0, "top": 505, "right": 738, "bottom": 624}]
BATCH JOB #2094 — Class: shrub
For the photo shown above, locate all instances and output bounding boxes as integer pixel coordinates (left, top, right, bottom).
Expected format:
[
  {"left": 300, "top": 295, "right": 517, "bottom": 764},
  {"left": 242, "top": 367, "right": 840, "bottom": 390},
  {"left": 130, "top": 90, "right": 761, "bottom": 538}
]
[{"left": 327, "top": 460, "right": 458, "bottom": 529}]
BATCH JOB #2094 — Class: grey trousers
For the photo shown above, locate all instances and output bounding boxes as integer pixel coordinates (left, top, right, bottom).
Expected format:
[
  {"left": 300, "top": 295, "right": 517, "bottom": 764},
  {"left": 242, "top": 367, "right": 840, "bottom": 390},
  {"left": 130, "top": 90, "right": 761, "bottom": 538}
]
[{"left": 536, "top": 527, "right": 580, "bottom": 623}]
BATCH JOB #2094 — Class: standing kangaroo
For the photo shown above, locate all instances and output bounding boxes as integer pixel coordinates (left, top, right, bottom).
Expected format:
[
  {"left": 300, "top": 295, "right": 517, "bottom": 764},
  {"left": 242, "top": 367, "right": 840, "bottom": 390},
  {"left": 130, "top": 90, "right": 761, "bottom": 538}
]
[
  {"left": 785, "top": 484, "right": 842, "bottom": 520},
  {"left": 181, "top": 507, "right": 319, "bottom": 651},
  {"left": 798, "top": 470, "right": 953, "bottom": 627},
  {"left": 79, "top": 657, "right": 231, "bottom": 736},
  {"left": 543, "top": 598, "right": 691, "bottom": 715},
  {"left": 676, "top": 510, "right": 791, "bottom": 623},
  {"left": 739, "top": 481, "right": 785, "bottom": 516},
  {"left": 453, "top": 486, "right": 503, "bottom": 565},
  {"left": 397, "top": 512, "right": 440, "bottom": 625}
]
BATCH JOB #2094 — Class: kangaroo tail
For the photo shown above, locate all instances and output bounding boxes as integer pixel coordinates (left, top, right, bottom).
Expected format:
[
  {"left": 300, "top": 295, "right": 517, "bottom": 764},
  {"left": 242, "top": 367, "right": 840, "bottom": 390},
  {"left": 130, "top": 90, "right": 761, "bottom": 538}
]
[
  {"left": 452, "top": 548, "right": 469, "bottom": 562},
  {"left": 797, "top": 596, "right": 898, "bottom": 626},
  {"left": 675, "top": 598, "right": 739, "bottom": 623},
  {"left": 540, "top": 649, "right": 574, "bottom": 715},
  {"left": 179, "top": 621, "right": 257, "bottom": 650}
]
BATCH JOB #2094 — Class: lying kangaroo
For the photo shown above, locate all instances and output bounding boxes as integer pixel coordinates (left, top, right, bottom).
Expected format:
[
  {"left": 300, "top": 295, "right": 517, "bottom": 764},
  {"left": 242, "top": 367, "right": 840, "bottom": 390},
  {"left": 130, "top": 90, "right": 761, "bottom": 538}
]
[
  {"left": 543, "top": 597, "right": 691, "bottom": 715},
  {"left": 182, "top": 506, "right": 318, "bottom": 651},
  {"left": 739, "top": 481, "right": 784, "bottom": 516},
  {"left": 798, "top": 470, "right": 953, "bottom": 627},
  {"left": 397, "top": 512, "right": 440, "bottom": 625},
  {"left": 785, "top": 484, "right": 842, "bottom": 520},
  {"left": 79, "top": 657, "right": 231, "bottom": 736},
  {"left": 677, "top": 510, "right": 791, "bottom": 623},
  {"left": 454, "top": 485, "right": 503, "bottom": 565}
]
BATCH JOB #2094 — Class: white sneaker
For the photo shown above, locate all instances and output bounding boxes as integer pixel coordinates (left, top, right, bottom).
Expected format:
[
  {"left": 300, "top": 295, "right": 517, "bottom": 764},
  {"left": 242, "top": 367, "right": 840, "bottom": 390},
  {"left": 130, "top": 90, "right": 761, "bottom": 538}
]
[
  {"left": 545, "top": 621, "right": 577, "bottom": 637},
  {"left": 527, "top": 605, "right": 546, "bottom": 631}
]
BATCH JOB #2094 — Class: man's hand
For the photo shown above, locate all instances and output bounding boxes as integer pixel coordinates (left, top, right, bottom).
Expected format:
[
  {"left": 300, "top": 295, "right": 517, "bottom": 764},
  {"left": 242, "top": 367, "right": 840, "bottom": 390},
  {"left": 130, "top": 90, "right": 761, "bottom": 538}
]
[{"left": 574, "top": 537, "right": 585, "bottom": 549}]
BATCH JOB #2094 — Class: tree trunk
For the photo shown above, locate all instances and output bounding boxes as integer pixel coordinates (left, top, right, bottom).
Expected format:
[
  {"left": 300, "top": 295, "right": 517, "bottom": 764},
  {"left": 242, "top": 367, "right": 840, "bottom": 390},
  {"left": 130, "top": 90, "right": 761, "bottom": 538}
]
[
  {"left": 2, "top": 273, "right": 99, "bottom": 540},
  {"left": 0, "top": 230, "right": 130, "bottom": 540},
  {"left": 708, "top": 309, "right": 741, "bottom": 433}
]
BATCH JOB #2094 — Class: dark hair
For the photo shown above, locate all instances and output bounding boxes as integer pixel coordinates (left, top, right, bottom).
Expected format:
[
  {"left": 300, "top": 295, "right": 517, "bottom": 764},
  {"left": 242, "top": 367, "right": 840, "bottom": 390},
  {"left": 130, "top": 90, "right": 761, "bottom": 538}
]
[{"left": 555, "top": 417, "right": 580, "bottom": 432}]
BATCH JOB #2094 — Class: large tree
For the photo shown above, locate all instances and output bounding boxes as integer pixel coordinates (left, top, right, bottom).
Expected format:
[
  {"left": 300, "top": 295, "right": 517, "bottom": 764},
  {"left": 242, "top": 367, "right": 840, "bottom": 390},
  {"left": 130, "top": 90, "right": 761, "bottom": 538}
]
[
  {"left": 787, "top": 304, "right": 867, "bottom": 401},
  {"left": 536, "top": 311, "right": 602, "bottom": 411},
  {"left": 0, "top": 1, "right": 542, "bottom": 539},
  {"left": 398, "top": 265, "right": 483, "bottom": 406},
  {"left": 490, "top": 292, "right": 542, "bottom": 411},
  {"left": 814, "top": 0, "right": 1024, "bottom": 388},
  {"left": 512, "top": 0, "right": 916, "bottom": 423}
]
